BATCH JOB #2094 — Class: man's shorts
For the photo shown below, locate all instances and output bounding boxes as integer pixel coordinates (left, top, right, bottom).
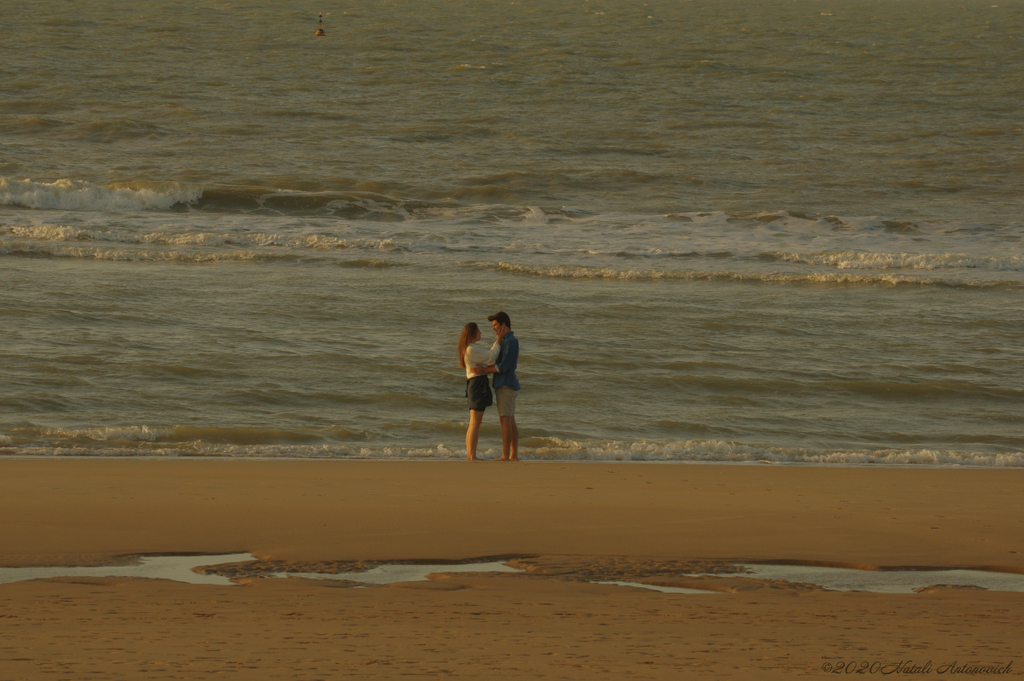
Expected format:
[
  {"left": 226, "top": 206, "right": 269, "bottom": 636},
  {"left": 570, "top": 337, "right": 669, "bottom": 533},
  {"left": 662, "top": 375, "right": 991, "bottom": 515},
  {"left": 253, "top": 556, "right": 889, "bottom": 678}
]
[{"left": 495, "top": 386, "right": 518, "bottom": 418}]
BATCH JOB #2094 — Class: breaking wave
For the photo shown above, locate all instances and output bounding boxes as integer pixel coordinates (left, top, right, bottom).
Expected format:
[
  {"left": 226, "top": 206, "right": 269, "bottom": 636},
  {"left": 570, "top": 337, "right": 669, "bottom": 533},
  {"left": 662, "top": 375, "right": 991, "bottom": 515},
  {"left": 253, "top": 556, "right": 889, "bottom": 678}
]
[
  {"left": 768, "top": 251, "right": 1024, "bottom": 272},
  {"left": 0, "top": 177, "right": 201, "bottom": 211},
  {"left": 0, "top": 224, "right": 412, "bottom": 263}
]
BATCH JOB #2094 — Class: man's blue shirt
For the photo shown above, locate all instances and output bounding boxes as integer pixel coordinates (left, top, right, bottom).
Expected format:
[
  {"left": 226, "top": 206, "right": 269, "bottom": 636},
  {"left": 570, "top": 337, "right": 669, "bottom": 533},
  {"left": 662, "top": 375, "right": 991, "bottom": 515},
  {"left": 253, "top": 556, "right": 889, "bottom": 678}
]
[{"left": 492, "top": 331, "right": 520, "bottom": 390}]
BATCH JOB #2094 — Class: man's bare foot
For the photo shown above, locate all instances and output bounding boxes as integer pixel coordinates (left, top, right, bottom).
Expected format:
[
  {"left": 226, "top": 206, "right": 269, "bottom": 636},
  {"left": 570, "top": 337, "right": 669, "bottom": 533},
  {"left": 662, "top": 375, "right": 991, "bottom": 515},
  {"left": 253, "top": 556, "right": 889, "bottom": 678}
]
[
  {"left": 509, "top": 456, "right": 519, "bottom": 461},
  {"left": 467, "top": 456, "right": 478, "bottom": 461}
]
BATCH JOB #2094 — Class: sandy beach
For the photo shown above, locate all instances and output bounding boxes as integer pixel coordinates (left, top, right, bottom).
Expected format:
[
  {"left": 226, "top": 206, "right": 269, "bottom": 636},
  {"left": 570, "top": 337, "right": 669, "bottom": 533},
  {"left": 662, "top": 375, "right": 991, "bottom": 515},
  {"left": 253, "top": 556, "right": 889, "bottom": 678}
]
[
  {"left": 1, "top": 459, "right": 1021, "bottom": 679},
  {"left": 6, "top": 1, "right": 1023, "bottom": 677}
]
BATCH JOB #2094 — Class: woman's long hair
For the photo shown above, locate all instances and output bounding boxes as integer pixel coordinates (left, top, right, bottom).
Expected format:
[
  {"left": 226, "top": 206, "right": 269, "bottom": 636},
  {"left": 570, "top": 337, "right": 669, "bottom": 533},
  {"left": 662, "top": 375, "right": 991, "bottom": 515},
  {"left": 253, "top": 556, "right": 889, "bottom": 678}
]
[{"left": 457, "top": 322, "right": 479, "bottom": 369}]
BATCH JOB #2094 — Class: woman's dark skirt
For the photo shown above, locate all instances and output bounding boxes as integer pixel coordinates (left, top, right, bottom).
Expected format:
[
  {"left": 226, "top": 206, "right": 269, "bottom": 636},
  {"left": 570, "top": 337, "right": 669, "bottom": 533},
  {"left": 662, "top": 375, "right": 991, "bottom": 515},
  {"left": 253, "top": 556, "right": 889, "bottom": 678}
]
[{"left": 466, "top": 375, "right": 493, "bottom": 411}]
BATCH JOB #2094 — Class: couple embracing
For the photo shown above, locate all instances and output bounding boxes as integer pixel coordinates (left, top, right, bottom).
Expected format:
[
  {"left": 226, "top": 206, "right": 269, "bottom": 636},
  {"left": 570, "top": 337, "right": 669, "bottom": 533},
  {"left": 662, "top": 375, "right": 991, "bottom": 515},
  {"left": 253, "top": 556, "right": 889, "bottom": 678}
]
[{"left": 457, "top": 311, "right": 520, "bottom": 461}]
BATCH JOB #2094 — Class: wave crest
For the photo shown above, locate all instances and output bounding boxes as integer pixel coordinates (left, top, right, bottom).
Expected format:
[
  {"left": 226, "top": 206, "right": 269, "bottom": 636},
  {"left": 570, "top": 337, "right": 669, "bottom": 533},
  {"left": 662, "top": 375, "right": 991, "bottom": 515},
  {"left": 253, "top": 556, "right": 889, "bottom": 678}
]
[
  {"left": 0, "top": 177, "right": 201, "bottom": 212},
  {"left": 489, "top": 261, "right": 1005, "bottom": 287}
]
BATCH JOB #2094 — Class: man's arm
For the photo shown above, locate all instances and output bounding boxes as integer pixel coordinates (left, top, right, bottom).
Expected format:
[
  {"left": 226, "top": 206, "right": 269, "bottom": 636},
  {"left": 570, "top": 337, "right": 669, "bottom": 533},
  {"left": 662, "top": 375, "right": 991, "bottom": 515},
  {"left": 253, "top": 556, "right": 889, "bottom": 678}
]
[{"left": 472, "top": 336, "right": 510, "bottom": 375}]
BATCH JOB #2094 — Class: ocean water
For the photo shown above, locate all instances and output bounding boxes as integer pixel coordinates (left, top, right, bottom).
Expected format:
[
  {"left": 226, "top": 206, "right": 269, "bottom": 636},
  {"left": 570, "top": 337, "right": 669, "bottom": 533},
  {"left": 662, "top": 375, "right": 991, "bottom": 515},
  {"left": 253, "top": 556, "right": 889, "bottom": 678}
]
[{"left": 2, "top": 0, "right": 1022, "bottom": 465}]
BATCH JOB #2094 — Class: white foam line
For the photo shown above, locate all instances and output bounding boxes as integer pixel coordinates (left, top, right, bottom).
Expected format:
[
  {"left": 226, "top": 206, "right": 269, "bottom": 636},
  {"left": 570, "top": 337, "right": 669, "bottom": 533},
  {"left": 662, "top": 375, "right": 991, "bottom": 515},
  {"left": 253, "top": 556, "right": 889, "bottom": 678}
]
[
  {"left": 277, "top": 561, "right": 521, "bottom": 584},
  {"left": 594, "top": 580, "right": 720, "bottom": 594},
  {"left": 698, "top": 564, "right": 1024, "bottom": 593},
  {"left": 0, "top": 553, "right": 255, "bottom": 586}
]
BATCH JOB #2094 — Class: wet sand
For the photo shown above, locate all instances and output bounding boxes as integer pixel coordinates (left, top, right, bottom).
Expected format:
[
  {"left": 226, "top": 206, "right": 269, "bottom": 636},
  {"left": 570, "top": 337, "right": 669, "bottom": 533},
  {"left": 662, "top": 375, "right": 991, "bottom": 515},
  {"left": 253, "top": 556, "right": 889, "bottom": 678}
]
[{"left": 1, "top": 459, "right": 1021, "bottom": 678}]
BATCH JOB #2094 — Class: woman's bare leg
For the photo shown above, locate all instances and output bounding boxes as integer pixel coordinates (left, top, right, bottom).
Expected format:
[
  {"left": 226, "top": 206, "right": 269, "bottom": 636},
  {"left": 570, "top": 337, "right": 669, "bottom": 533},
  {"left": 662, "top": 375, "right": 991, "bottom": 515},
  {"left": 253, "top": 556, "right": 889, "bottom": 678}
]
[{"left": 466, "top": 410, "right": 484, "bottom": 460}]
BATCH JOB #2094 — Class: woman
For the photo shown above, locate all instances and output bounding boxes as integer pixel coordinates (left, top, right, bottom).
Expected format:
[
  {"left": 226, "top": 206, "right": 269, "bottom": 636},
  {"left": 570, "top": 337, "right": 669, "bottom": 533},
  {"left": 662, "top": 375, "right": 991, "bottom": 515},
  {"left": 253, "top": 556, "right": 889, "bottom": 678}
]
[{"left": 457, "top": 322, "right": 499, "bottom": 460}]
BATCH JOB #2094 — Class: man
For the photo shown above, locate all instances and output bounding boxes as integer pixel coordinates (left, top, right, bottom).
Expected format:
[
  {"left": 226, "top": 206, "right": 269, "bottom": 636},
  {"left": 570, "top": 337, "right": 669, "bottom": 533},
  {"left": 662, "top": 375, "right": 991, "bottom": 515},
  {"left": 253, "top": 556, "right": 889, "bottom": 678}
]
[{"left": 472, "top": 311, "right": 520, "bottom": 461}]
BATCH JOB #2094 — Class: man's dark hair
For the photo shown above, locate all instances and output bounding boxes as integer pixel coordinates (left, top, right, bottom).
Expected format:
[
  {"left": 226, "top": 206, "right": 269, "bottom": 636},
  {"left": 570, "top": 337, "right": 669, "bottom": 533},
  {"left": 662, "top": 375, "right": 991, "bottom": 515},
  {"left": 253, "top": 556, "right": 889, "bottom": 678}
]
[{"left": 487, "top": 311, "right": 511, "bottom": 328}]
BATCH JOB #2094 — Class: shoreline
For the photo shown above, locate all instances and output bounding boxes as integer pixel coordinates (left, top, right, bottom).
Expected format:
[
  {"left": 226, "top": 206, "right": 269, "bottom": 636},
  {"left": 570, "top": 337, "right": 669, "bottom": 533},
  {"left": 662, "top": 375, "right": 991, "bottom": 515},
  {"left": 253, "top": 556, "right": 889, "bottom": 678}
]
[{"left": 1, "top": 452, "right": 1020, "bottom": 470}]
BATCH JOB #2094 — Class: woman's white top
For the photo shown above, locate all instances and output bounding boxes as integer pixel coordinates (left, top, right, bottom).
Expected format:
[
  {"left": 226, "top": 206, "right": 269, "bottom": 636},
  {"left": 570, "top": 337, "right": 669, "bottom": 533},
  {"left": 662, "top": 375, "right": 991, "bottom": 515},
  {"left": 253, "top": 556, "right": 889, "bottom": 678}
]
[{"left": 464, "top": 341, "right": 500, "bottom": 379}]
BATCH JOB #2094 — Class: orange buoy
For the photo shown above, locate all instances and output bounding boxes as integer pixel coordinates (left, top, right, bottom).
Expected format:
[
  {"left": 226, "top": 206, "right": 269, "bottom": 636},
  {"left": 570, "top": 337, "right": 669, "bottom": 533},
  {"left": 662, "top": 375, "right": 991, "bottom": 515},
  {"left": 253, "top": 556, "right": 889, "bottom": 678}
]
[{"left": 315, "top": 13, "right": 325, "bottom": 36}]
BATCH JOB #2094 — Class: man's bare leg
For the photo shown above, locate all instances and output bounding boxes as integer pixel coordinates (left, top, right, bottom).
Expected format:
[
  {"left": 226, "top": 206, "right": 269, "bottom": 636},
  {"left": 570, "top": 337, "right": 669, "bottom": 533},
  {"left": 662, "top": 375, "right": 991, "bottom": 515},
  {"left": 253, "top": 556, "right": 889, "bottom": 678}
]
[
  {"left": 500, "top": 415, "right": 519, "bottom": 461},
  {"left": 510, "top": 415, "right": 518, "bottom": 460}
]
